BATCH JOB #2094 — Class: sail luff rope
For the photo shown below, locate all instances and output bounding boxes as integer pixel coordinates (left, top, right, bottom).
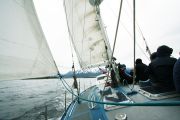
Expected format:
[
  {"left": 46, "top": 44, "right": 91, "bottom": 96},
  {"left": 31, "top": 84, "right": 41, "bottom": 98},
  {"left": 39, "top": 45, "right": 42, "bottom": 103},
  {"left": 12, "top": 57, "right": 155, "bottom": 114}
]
[
  {"left": 71, "top": 0, "right": 88, "bottom": 90},
  {"left": 64, "top": 0, "right": 79, "bottom": 91},
  {"left": 64, "top": 0, "right": 75, "bottom": 70}
]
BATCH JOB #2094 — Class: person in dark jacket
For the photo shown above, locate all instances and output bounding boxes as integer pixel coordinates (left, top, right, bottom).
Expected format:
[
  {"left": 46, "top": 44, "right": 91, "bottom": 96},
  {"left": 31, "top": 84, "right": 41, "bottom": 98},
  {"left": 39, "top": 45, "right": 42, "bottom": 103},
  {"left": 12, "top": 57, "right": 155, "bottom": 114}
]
[
  {"left": 135, "top": 58, "right": 148, "bottom": 83},
  {"left": 110, "top": 66, "right": 119, "bottom": 88},
  {"left": 173, "top": 57, "right": 180, "bottom": 92},
  {"left": 117, "top": 63, "right": 133, "bottom": 84},
  {"left": 144, "top": 52, "right": 157, "bottom": 80},
  {"left": 150, "top": 52, "right": 157, "bottom": 61},
  {"left": 147, "top": 45, "right": 177, "bottom": 89}
]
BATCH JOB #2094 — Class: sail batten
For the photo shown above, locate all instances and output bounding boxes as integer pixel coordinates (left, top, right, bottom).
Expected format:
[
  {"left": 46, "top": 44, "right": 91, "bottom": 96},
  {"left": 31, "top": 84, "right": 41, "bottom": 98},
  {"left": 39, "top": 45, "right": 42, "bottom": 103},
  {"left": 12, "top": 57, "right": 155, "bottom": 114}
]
[
  {"left": 0, "top": 0, "right": 58, "bottom": 80},
  {"left": 64, "top": 0, "right": 111, "bottom": 69}
]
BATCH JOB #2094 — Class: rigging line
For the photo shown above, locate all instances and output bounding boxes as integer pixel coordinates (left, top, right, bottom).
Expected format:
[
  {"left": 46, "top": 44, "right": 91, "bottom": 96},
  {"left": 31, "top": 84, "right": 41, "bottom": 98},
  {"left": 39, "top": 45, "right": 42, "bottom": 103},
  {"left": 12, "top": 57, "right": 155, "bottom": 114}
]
[
  {"left": 117, "top": 20, "right": 150, "bottom": 60},
  {"left": 111, "top": 0, "right": 123, "bottom": 60},
  {"left": 64, "top": 1, "right": 82, "bottom": 67},
  {"left": 60, "top": 78, "right": 75, "bottom": 98},
  {"left": 61, "top": 78, "right": 74, "bottom": 93},
  {"left": 65, "top": 1, "right": 80, "bottom": 68},
  {"left": 103, "top": 1, "right": 149, "bottom": 61},
  {"left": 64, "top": 1, "right": 83, "bottom": 68},
  {"left": 136, "top": 41, "right": 150, "bottom": 61},
  {"left": 120, "top": 24, "right": 150, "bottom": 61},
  {"left": 136, "top": 24, "right": 151, "bottom": 56},
  {"left": 110, "top": 0, "right": 124, "bottom": 84},
  {"left": 121, "top": 11, "right": 150, "bottom": 61},
  {"left": 121, "top": 23, "right": 150, "bottom": 60},
  {"left": 117, "top": 22, "right": 150, "bottom": 61},
  {"left": 58, "top": 73, "right": 74, "bottom": 93},
  {"left": 105, "top": 0, "right": 150, "bottom": 60},
  {"left": 69, "top": 5, "right": 79, "bottom": 91},
  {"left": 125, "top": 0, "right": 151, "bottom": 56}
]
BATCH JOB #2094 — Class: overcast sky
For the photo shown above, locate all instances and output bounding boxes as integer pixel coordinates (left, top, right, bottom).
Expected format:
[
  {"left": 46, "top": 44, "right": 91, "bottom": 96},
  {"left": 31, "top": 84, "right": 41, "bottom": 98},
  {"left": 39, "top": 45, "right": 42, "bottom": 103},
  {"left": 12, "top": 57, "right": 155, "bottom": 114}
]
[{"left": 34, "top": 0, "right": 180, "bottom": 73}]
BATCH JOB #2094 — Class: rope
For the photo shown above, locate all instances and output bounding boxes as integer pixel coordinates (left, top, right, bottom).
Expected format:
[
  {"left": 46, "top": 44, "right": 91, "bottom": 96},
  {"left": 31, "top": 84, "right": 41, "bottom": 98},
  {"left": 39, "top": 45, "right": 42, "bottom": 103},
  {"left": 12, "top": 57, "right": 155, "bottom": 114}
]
[
  {"left": 136, "top": 24, "right": 151, "bottom": 56},
  {"left": 111, "top": 0, "right": 123, "bottom": 61},
  {"left": 58, "top": 73, "right": 74, "bottom": 94},
  {"left": 125, "top": 0, "right": 151, "bottom": 57}
]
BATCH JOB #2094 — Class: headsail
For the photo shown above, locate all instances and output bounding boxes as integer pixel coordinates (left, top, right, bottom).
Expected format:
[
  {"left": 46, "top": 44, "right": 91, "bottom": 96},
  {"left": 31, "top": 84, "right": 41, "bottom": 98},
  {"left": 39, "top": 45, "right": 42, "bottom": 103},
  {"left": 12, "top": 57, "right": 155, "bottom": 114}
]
[
  {"left": 0, "top": 0, "right": 58, "bottom": 80},
  {"left": 64, "top": 0, "right": 111, "bottom": 69}
]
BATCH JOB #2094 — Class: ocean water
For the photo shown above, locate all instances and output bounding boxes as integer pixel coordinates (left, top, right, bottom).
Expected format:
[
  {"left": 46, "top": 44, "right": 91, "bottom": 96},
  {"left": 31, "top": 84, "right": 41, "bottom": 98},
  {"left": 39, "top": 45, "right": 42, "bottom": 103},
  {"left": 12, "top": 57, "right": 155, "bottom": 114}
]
[{"left": 0, "top": 78, "right": 96, "bottom": 120}]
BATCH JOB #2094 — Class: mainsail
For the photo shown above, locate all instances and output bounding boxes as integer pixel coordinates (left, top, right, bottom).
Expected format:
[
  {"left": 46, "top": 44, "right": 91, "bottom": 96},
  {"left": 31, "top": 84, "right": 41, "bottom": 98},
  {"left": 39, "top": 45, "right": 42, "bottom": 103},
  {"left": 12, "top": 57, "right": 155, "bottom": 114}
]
[
  {"left": 0, "top": 0, "right": 58, "bottom": 80},
  {"left": 64, "top": 0, "right": 112, "bottom": 69}
]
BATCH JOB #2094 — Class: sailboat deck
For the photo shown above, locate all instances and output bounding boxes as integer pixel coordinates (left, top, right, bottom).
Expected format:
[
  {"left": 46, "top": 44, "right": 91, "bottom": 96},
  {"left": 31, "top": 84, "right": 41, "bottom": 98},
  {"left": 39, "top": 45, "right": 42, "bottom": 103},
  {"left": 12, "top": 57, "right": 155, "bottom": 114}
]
[
  {"left": 62, "top": 84, "right": 180, "bottom": 120},
  {"left": 70, "top": 102, "right": 108, "bottom": 120},
  {"left": 107, "top": 105, "right": 180, "bottom": 120},
  {"left": 105, "top": 85, "right": 180, "bottom": 120},
  {"left": 62, "top": 86, "right": 108, "bottom": 120}
]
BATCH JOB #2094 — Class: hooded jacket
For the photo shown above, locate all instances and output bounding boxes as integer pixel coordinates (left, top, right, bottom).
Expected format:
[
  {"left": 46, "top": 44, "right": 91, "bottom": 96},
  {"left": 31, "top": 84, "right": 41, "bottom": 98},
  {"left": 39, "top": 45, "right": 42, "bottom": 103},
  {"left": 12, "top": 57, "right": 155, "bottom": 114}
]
[{"left": 147, "top": 45, "right": 177, "bottom": 88}]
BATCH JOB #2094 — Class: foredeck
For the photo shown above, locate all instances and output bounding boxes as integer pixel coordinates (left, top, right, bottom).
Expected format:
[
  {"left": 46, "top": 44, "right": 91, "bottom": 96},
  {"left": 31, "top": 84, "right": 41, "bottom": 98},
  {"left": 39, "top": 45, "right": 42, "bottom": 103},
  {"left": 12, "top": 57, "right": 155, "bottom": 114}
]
[
  {"left": 62, "top": 86, "right": 108, "bottom": 120},
  {"left": 62, "top": 84, "right": 180, "bottom": 120},
  {"left": 106, "top": 85, "right": 180, "bottom": 120}
]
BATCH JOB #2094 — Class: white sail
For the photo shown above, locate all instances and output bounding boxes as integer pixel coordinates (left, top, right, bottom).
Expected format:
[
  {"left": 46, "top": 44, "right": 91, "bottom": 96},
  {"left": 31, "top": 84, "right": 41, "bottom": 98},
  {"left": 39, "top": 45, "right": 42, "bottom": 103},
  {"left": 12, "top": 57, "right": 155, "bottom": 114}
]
[
  {"left": 0, "top": 0, "right": 58, "bottom": 80},
  {"left": 64, "top": 0, "right": 111, "bottom": 69}
]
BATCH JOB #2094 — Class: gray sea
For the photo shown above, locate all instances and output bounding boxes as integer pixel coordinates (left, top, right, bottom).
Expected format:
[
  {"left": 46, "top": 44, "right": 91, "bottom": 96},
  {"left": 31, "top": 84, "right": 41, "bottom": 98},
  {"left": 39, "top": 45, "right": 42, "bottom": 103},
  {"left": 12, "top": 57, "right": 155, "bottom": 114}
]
[{"left": 0, "top": 78, "right": 96, "bottom": 120}]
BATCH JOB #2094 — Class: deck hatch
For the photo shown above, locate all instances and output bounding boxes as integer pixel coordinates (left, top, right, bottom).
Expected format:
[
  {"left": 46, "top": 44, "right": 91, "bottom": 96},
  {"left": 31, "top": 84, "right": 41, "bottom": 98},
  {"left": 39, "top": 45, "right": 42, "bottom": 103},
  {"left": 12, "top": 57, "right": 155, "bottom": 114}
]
[{"left": 139, "top": 86, "right": 180, "bottom": 100}]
